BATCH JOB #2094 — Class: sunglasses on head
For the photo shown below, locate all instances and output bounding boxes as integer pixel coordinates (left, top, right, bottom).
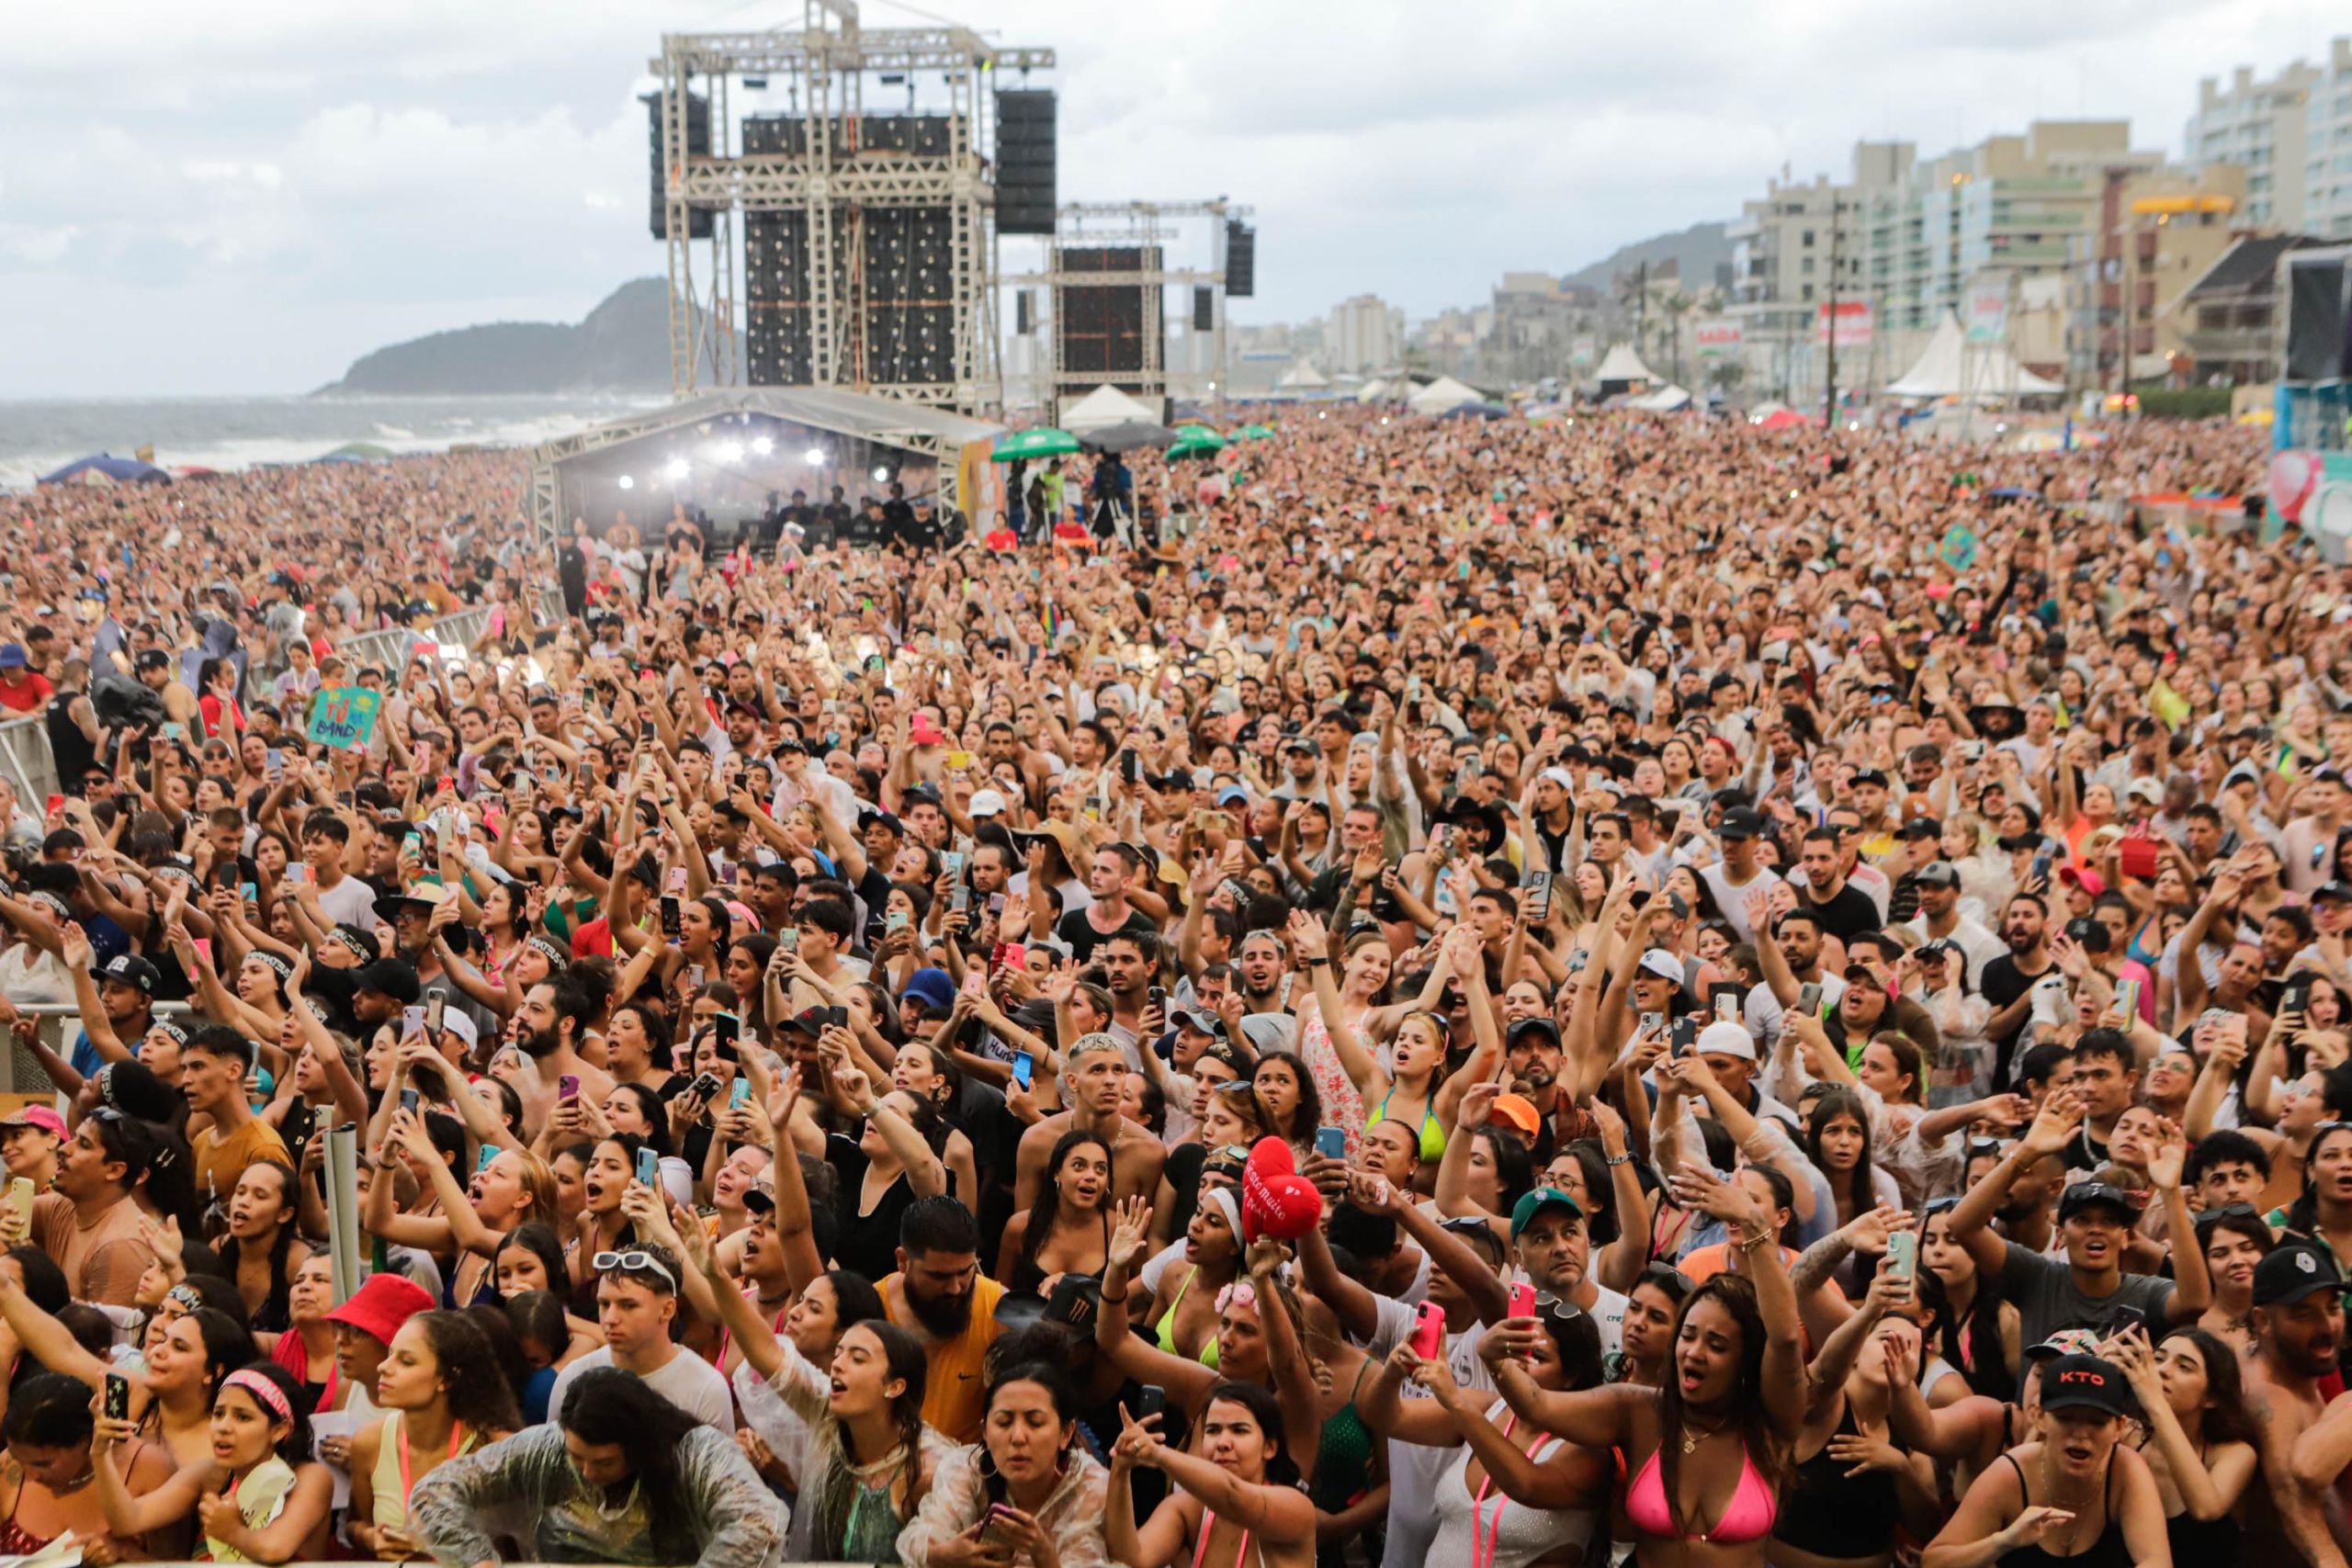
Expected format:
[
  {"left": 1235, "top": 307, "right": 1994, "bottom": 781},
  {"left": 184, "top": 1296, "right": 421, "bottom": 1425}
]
[{"left": 592, "top": 1249, "right": 676, "bottom": 1291}]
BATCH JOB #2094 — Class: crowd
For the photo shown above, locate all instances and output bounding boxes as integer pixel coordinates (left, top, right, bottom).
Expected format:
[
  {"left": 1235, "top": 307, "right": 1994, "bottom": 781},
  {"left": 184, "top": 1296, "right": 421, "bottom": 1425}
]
[{"left": 0, "top": 400, "right": 2338, "bottom": 1568}]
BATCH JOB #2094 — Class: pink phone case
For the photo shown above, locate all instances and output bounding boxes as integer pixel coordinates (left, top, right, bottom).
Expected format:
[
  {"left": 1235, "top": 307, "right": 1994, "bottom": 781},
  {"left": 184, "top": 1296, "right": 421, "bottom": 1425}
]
[{"left": 1409, "top": 1302, "right": 1445, "bottom": 1359}]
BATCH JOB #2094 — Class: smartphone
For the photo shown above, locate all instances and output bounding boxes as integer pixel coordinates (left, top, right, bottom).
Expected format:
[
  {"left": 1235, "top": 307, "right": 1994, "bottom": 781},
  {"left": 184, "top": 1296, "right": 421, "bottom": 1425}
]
[
  {"left": 287, "top": 862, "right": 310, "bottom": 886},
  {"left": 104, "top": 1372, "right": 130, "bottom": 1423},
  {"left": 2284, "top": 978, "right": 2312, "bottom": 1016},
  {"left": 1309, "top": 1125, "right": 1347, "bottom": 1162},
  {"left": 559, "top": 1074, "right": 580, "bottom": 1101},
  {"left": 942, "top": 852, "right": 966, "bottom": 880},
  {"left": 635, "top": 1148, "right": 660, "bottom": 1187},
  {"left": 2030, "top": 848, "right": 2053, "bottom": 883},
  {"left": 191, "top": 935, "right": 213, "bottom": 968},
  {"left": 1638, "top": 1010, "right": 1664, "bottom": 1038},
  {"left": 775, "top": 925, "right": 798, "bottom": 954},
  {"left": 1409, "top": 1300, "right": 1446, "bottom": 1359},
  {"left": 1523, "top": 871, "right": 1553, "bottom": 923},
  {"left": 714, "top": 1011, "right": 742, "bottom": 1050},
  {"left": 1669, "top": 1017, "right": 1699, "bottom": 1058},
  {"left": 1121, "top": 750, "right": 1142, "bottom": 784},
  {"left": 239, "top": 881, "right": 257, "bottom": 903},
  {"left": 398, "top": 1088, "right": 420, "bottom": 1115},
  {"left": 660, "top": 895, "right": 682, "bottom": 939},
  {"left": 1508, "top": 1280, "right": 1537, "bottom": 1319},
  {"left": 2117, "top": 977, "right": 2143, "bottom": 1018},
  {"left": 1134, "top": 1384, "right": 1167, "bottom": 1426},
  {"left": 718, "top": 861, "right": 738, "bottom": 888},
  {"left": 6, "top": 1178, "right": 31, "bottom": 1228},
  {"left": 266, "top": 748, "right": 283, "bottom": 773},
  {"left": 945, "top": 750, "right": 975, "bottom": 770},
  {"left": 424, "top": 992, "right": 446, "bottom": 1037},
  {"left": 950, "top": 883, "right": 970, "bottom": 913},
  {"left": 1148, "top": 984, "right": 1169, "bottom": 1016},
  {"left": 688, "top": 1072, "right": 723, "bottom": 1102},
  {"left": 162, "top": 721, "right": 185, "bottom": 742},
  {"left": 886, "top": 908, "right": 911, "bottom": 933},
  {"left": 1710, "top": 984, "right": 1743, "bottom": 1024},
  {"left": 1886, "top": 1229, "right": 1919, "bottom": 1292},
  {"left": 477, "top": 1145, "right": 500, "bottom": 1174},
  {"left": 1797, "top": 981, "right": 1822, "bottom": 1017},
  {"left": 731, "top": 1077, "right": 752, "bottom": 1109},
  {"left": 412, "top": 743, "right": 430, "bottom": 774},
  {"left": 665, "top": 866, "right": 689, "bottom": 895},
  {"left": 1012, "top": 1052, "right": 1035, "bottom": 1090},
  {"left": 639, "top": 719, "right": 656, "bottom": 742}
]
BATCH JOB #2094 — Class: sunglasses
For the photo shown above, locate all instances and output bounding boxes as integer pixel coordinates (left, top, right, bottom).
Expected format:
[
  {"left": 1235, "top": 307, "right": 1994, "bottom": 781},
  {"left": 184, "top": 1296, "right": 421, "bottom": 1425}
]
[{"left": 592, "top": 1249, "right": 676, "bottom": 1291}]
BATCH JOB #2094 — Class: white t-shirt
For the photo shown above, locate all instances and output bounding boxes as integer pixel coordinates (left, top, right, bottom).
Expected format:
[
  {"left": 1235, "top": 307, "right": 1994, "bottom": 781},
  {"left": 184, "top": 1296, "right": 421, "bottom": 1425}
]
[
  {"left": 548, "top": 1344, "right": 733, "bottom": 1432},
  {"left": 1369, "top": 1294, "right": 1493, "bottom": 1568}
]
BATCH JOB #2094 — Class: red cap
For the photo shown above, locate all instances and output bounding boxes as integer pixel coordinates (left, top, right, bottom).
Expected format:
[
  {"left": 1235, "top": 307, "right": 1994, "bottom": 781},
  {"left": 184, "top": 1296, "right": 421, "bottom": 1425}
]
[{"left": 326, "top": 1273, "right": 433, "bottom": 1346}]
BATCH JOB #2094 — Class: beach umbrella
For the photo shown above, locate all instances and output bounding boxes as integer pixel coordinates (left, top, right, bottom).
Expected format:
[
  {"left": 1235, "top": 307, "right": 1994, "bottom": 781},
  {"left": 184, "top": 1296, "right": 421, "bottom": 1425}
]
[
  {"left": 1168, "top": 427, "right": 1227, "bottom": 459},
  {"left": 1237, "top": 423, "right": 1276, "bottom": 441},
  {"left": 991, "top": 427, "right": 1080, "bottom": 462}
]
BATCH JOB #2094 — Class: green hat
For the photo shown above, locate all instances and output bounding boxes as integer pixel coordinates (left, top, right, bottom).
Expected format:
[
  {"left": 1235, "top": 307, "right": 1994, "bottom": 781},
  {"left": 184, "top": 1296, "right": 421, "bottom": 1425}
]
[{"left": 1509, "top": 1186, "right": 1585, "bottom": 1240}]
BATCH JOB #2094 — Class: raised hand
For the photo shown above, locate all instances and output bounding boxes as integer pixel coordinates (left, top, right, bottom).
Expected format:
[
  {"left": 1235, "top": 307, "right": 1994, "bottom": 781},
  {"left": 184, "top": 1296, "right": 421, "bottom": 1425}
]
[{"left": 1106, "top": 1195, "right": 1154, "bottom": 1274}]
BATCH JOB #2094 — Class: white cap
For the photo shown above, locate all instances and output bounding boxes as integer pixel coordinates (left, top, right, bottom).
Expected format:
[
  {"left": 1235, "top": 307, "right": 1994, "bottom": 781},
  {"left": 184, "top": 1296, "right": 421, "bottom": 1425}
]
[
  {"left": 1696, "top": 1021, "right": 1757, "bottom": 1061},
  {"left": 1637, "top": 949, "right": 1682, "bottom": 982},
  {"left": 968, "top": 789, "right": 1007, "bottom": 818}
]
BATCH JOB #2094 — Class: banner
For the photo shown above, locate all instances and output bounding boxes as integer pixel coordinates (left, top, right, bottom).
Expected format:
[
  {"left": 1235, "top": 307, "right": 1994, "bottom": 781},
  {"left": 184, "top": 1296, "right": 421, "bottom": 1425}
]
[
  {"left": 1963, "top": 283, "right": 2009, "bottom": 344},
  {"left": 1695, "top": 320, "right": 1744, "bottom": 359},
  {"left": 1815, "top": 300, "right": 1873, "bottom": 348},
  {"left": 307, "top": 686, "right": 382, "bottom": 751}
]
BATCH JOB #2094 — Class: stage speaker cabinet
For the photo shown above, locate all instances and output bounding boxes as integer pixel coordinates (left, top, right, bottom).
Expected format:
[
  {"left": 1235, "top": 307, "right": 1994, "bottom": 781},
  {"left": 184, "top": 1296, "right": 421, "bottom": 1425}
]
[
  {"left": 1015, "top": 288, "right": 1033, "bottom": 335},
  {"left": 745, "top": 209, "right": 812, "bottom": 385},
  {"left": 2285, "top": 251, "right": 2352, "bottom": 382},
  {"left": 644, "top": 90, "right": 714, "bottom": 241},
  {"left": 1193, "top": 287, "right": 1215, "bottom": 332},
  {"left": 1056, "top": 246, "right": 1152, "bottom": 380},
  {"left": 1224, "top": 219, "right": 1255, "bottom": 299},
  {"left": 994, "top": 90, "right": 1057, "bottom": 236}
]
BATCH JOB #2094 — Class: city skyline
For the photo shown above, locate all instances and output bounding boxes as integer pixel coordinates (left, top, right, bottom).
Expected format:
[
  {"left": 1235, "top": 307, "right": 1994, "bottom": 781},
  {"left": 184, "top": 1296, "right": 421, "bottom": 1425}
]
[{"left": 0, "top": 0, "right": 2339, "bottom": 397}]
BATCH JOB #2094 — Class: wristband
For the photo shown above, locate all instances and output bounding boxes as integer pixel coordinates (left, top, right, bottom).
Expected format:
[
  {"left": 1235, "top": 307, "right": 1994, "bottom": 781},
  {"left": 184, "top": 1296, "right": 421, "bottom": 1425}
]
[
  {"left": 1605, "top": 1152, "right": 1633, "bottom": 1167},
  {"left": 1306, "top": 957, "right": 1330, "bottom": 968}
]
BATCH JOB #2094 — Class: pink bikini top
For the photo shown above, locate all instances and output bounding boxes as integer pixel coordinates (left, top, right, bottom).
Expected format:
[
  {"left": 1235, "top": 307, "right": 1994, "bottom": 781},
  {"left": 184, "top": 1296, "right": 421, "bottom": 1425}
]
[{"left": 1623, "top": 1443, "right": 1777, "bottom": 1544}]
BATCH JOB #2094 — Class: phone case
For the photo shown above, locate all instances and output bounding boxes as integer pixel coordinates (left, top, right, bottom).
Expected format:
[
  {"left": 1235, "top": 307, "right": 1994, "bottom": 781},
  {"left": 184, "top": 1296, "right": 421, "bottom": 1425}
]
[{"left": 1409, "top": 1302, "right": 1446, "bottom": 1359}]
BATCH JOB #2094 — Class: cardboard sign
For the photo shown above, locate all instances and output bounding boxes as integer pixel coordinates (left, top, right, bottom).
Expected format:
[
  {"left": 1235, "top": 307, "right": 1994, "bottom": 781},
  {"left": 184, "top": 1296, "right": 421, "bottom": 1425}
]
[
  {"left": 307, "top": 686, "right": 381, "bottom": 751},
  {"left": 1938, "top": 524, "right": 1980, "bottom": 570}
]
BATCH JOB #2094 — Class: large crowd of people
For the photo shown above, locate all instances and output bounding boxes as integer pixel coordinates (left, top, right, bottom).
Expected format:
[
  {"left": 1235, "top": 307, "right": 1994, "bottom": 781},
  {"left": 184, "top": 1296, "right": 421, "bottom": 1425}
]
[{"left": 0, "top": 401, "right": 2338, "bottom": 1568}]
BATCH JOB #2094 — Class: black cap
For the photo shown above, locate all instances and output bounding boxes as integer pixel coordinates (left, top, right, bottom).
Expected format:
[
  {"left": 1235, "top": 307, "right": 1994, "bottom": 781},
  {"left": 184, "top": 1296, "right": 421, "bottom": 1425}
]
[
  {"left": 857, "top": 808, "right": 904, "bottom": 837},
  {"left": 2313, "top": 882, "right": 2352, "bottom": 905},
  {"left": 96, "top": 1059, "right": 179, "bottom": 1123},
  {"left": 353, "top": 958, "right": 423, "bottom": 1006},
  {"left": 134, "top": 649, "right": 171, "bottom": 671},
  {"left": 1899, "top": 818, "right": 1943, "bottom": 840},
  {"left": 2254, "top": 1239, "right": 2352, "bottom": 1306},
  {"left": 1506, "top": 1017, "right": 1563, "bottom": 1048},
  {"left": 1718, "top": 807, "right": 1765, "bottom": 840},
  {"left": 1852, "top": 768, "right": 1890, "bottom": 788},
  {"left": 2056, "top": 1181, "right": 2137, "bottom": 1224},
  {"left": 2038, "top": 1354, "right": 2132, "bottom": 1417},
  {"left": 99, "top": 953, "right": 161, "bottom": 997},
  {"left": 1913, "top": 861, "right": 1961, "bottom": 889}
]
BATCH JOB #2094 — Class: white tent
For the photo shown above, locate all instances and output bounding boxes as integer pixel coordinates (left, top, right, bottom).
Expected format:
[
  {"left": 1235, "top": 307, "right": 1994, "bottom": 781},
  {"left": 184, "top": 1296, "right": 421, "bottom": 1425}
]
[
  {"left": 1276, "top": 362, "right": 1330, "bottom": 389},
  {"left": 1629, "top": 384, "right": 1691, "bottom": 412},
  {"left": 1885, "top": 312, "right": 2062, "bottom": 400},
  {"left": 1060, "top": 384, "right": 1165, "bottom": 433},
  {"left": 1408, "top": 375, "right": 1485, "bottom": 415},
  {"left": 1354, "top": 378, "right": 1391, "bottom": 404},
  {"left": 1594, "top": 343, "right": 1659, "bottom": 387}
]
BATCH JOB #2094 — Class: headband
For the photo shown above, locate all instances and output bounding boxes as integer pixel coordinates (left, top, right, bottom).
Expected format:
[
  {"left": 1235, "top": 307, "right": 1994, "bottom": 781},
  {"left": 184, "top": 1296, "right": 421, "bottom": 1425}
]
[
  {"left": 1214, "top": 1279, "right": 1259, "bottom": 1315},
  {"left": 249, "top": 951, "right": 293, "bottom": 982},
  {"left": 526, "top": 934, "right": 571, "bottom": 968},
  {"left": 220, "top": 1368, "right": 292, "bottom": 1424},
  {"left": 1200, "top": 1186, "right": 1242, "bottom": 1239},
  {"left": 330, "top": 929, "right": 376, "bottom": 963}
]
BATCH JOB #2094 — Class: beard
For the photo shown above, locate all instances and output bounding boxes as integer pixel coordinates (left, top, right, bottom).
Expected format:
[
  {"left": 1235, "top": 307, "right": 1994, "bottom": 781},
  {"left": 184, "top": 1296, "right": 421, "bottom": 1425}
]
[
  {"left": 519, "top": 1024, "right": 563, "bottom": 1060},
  {"left": 904, "top": 1283, "right": 974, "bottom": 1338}
]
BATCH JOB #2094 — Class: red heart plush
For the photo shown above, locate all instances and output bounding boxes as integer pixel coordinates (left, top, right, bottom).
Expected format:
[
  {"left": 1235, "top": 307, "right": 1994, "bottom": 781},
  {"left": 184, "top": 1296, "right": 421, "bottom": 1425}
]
[{"left": 1241, "top": 1136, "right": 1322, "bottom": 1241}]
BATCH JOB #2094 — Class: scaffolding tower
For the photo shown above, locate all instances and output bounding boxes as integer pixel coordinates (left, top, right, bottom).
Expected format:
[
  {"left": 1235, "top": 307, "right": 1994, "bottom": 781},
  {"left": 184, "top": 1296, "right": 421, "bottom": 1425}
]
[
  {"left": 1004, "top": 200, "right": 1250, "bottom": 418},
  {"left": 650, "top": 0, "right": 1053, "bottom": 412}
]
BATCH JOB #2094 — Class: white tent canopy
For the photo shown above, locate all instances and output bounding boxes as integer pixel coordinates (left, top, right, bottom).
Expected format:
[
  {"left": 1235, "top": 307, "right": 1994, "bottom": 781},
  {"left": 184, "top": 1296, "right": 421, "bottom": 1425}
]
[
  {"left": 1594, "top": 343, "right": 1659, "bottom": 385},
  {"left": 1885, "top": 312, "right": 2062, "bottom": 400},
  {"left": 1355, "top": 378, "right": 1391, "bottom": 403},
  {"left": 1408, "top": 375, "right": 1485, "bottom": 415},
  {"left": 1629, "top": 384, "right": 1691, "bottom": 412},
  {"left": 1060, "top": 384, "right": 1165, "bottom": 433},
  {"left": 1276, "top": 362, "right": 1330, "bottom": 389}
]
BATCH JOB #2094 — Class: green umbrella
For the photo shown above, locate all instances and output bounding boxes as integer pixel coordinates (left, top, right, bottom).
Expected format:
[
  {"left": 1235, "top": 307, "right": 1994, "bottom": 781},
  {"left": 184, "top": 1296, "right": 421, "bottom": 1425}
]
[
  {"left": 1168, "top": 426, "right": 1227, "bottom": 459},
  {"left": 1237, "top": 423, "right": 1276, "bottom": 441},
  {"left": 991, "top": 427, "right": 1080, "bottom": 461}
]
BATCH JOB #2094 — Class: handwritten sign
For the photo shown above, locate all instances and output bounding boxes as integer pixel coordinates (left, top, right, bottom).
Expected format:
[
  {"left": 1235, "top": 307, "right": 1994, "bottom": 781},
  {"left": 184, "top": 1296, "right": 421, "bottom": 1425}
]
[
  {"left": 307, "top": 687, "right": 381, "bottom": 751},
  {"left": 1938, "top": 524, "right": 1980, "bottom": 571}
]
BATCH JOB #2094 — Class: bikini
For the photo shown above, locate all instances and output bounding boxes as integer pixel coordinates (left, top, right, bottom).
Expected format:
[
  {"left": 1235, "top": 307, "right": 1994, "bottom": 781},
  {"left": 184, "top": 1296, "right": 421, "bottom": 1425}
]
[
  {"left": 1367, "top": 1087, "right": 1446, "bottom": 1161},
  {"left": 1623, "top": 1440, "right": 1778, "bottom": 1545},
  {"left": 1192, "top": 1507, "right": 1256, "bottom": 1568},
  {"left": 1156, "top": 1269, "right": 1223, "bottom": 1370}
]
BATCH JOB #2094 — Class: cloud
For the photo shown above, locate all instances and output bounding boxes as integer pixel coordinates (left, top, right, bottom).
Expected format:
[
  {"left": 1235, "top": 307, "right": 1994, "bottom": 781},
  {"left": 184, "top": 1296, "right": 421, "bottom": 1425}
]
[{"left": 0, "top": 0, "right": 2335, "bottom": 393}]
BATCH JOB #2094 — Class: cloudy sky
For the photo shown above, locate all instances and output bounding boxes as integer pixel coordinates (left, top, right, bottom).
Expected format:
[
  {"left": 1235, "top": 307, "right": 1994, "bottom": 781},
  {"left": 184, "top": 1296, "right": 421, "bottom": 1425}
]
[{"left": 0, "top": 0, "right": 2335, "bottom": 397}]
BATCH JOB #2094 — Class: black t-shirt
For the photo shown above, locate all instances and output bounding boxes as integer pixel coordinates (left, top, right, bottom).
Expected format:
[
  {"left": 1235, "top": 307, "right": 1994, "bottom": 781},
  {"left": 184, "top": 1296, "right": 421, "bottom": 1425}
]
[
  {"left": 1056, "top": 903, "right": 1155, "bottom": 965},
  {"left": 1798, "top": 883, "right": 1884, "bottom": 942},
  {"left": 826, "top": 1133, "right": 915, "bottom": 1284},
  {"left": 1980, "top": 952, "right": 2052, "bottom": 1089}
]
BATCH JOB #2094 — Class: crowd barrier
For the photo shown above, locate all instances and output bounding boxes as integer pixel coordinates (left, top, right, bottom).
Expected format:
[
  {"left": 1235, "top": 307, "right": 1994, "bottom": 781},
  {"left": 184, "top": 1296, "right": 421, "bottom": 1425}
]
[{"left": 2, "top": 1000, "right": 193, "bottom": 1097}]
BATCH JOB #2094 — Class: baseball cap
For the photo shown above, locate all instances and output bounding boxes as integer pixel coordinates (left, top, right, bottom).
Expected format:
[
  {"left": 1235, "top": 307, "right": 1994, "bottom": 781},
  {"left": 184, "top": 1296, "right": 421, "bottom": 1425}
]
[
  {"left": 2312, "top": 882, "right": 2352, "bottom": 906},
  {"left": 1506, "top": 1017, "right": 1562, "bottom": 1049},
  {"left": 898, "top": 967, "right": 957, "bottom": 1015},
  {"left": 1636, "top": 949, "right": 1682, "bottom": 982},
  {"left": 0, "top": 1105, "right": 67, "bottom": 1140},
  {"left": 1898, "top": 818, "right": 1943, "bottom": 840},
  {"left": 2024, "top": 1327, "right": 2104, "bottom": 1360},
  {"left": 1510, "top": 1186, "right": 1585, "bottom": 1239},
  {"left": 2056, "top": 1181, "right": 2137, "bottom": 1224},
  {"left": 0, "top": 647, "right": 25, "bottom": 671},
  {"left": 95, "top": 1059, "right": 179, "bottom": 1122},
  {"left": 1695, "top": 1021, "right": 1757, "bottom": 1061},
  {"left": 1913, "top": 862, "right": 1961, "bottom": 889},
  {"left": 1488, "top": 1094, "right": 1542, "bottom": 1138},
  {"left": 2038, "top": 1354, "right": 2133, "bottom": 1417},
  {"left": 353, "top": 959, "right": 423, "bottom": 1007},
  {"left": 100, "top": 953, "right": 161, "bottom": 996},
  {"left": 1718, "top": 807, "right": 1765, "bottom": 840},
  {"left": 967, "top": 789, "right": 1008, "bottom": 818},
  {"left": 2254, "top": 1239, "right": 2352, "bottom": 1307}
]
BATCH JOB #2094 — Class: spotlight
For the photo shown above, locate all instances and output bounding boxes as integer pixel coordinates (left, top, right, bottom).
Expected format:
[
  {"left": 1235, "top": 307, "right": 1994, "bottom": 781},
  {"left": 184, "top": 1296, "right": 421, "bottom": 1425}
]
[
  {"left": 752, "top": 437, "right": 774, "bottom": 456},
  {"left": 716, "top": 443, "right": 744, "bottom": 464},
  {"left": 804, "top": 448, "right": 827, "bottom": 466},
  {"left": 873, "top": 466, "right": 889, "bottom": 482},
  {"left": 664, "top": 458, "right": 689, "bottom": 481},
  {"left": 616, "top": 475, "right": 635, "bottom": 491}
]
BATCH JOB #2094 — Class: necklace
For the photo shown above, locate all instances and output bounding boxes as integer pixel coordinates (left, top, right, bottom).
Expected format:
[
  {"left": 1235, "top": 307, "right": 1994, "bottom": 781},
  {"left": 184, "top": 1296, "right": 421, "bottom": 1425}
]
[
  {"left": 45, "top": 1467, "right": 96, "bottom": 1497},
  {"left": 1681, "top": 1416, "right": 1727, "bottom": 1454}
]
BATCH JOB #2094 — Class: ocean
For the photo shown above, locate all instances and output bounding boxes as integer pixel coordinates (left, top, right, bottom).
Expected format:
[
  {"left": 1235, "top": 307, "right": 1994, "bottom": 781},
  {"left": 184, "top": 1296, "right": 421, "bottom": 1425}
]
[{"left": 0, "top": 393, "right": 671, "bottom": 491}]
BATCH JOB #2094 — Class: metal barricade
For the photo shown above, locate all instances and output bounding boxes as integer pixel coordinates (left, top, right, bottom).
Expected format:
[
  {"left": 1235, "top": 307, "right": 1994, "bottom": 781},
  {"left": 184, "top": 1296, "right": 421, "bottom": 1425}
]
[
  {"left": 0, "top": 715, "right": 57, "bottom": 814},
  {"left": 3, "top": 1000, "right": 193, "bottom": 1096}
]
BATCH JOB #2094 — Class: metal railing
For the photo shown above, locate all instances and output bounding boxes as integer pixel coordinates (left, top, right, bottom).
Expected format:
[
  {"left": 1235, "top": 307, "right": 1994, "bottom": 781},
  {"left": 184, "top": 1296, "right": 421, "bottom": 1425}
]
[
  {"left": 0, "top": 714, "right": 57, "bottom": 814},
  {"left": 3, "top": 1000, "right": 193, "bottom": 1097}
]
